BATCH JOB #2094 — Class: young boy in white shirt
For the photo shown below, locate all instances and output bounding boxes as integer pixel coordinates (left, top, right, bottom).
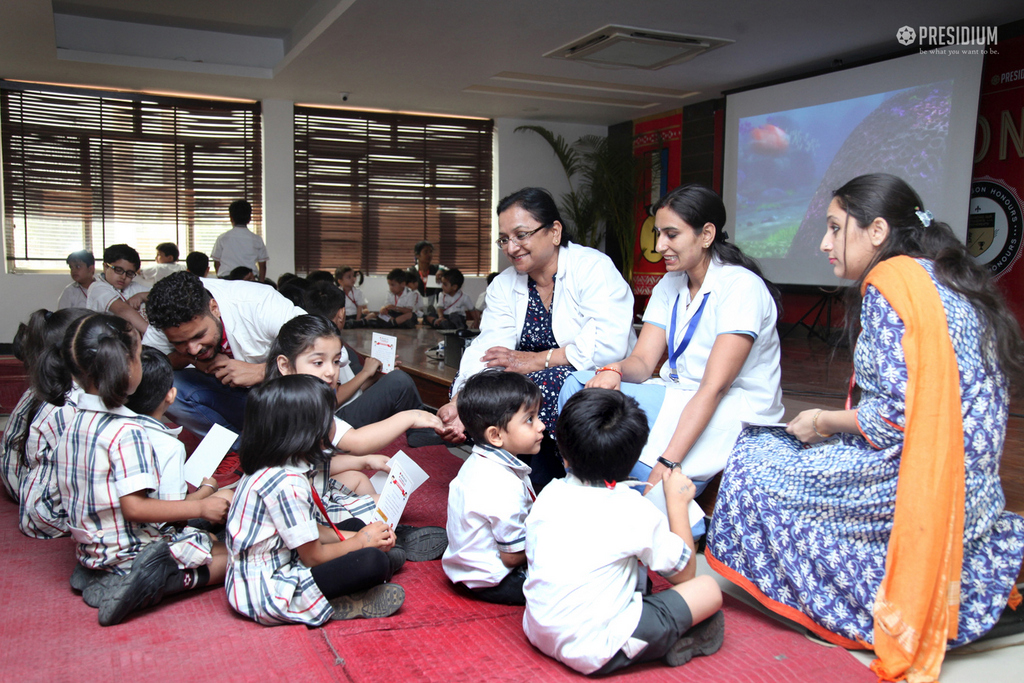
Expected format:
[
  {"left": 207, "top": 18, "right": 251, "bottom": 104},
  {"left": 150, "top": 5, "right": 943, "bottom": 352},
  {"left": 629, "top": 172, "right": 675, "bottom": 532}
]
[
  {"left": 523, "top": 388, "right": 724, "bottom": 675},
  {"left": 426, "top": 268, "right": 475, "bottom": 329},
  {"left": 442, "top": 371, "right": 543, "bottom": 605},
  {"left": 375, "top": 268, "right": 421, "bottom": 328},
  {"left": 138, "top": 242, "right": 184, "bottom": 285}
]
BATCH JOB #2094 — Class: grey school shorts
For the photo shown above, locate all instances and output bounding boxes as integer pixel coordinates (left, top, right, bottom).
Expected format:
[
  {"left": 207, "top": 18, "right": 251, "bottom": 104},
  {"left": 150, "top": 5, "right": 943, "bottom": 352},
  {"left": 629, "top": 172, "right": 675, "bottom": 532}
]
[{"left": 591, "top": 588, "right": 693, "bottom": 676}]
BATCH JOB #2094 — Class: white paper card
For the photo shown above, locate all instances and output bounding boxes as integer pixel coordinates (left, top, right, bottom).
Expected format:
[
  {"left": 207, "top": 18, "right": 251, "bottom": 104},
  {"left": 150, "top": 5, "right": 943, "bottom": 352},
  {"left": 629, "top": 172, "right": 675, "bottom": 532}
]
[
  {"left": 183, "top": 423, "right": 237, "bottom": 488},
  {"left": 739, "top": 421, "right": 788, "bottom": 430},
  {"left": 371, "top": 332, "right": 397, "bottom": 373},
  {"left": 371, "top": 450, "right": 429, "bottom": 527},
  {"left": 645, "top": 481, "right": 706, "bottom": 529}
]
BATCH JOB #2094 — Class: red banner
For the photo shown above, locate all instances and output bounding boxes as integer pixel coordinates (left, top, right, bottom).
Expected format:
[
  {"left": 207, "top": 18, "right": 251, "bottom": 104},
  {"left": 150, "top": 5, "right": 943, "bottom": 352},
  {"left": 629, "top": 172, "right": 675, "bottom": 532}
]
[{"left": 972, "top": 34, "right": 1024, "bottom": 325}]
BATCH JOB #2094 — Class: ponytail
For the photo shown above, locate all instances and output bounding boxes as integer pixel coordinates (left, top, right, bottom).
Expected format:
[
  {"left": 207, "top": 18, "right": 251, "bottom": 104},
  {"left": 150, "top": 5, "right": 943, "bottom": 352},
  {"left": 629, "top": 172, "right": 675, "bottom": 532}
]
[{"left": 67, "top": 314, "right": 138, "bottom": 409}]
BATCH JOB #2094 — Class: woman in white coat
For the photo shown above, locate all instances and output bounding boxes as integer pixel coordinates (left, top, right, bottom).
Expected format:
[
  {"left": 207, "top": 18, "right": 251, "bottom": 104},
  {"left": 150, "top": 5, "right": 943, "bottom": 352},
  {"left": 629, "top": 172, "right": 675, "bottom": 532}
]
[
  {"left": 561, "top": 184, "right": 783, "bottom": 512},
  {"left": 438, "top": 187, "right": 635, "bottom": 489}
]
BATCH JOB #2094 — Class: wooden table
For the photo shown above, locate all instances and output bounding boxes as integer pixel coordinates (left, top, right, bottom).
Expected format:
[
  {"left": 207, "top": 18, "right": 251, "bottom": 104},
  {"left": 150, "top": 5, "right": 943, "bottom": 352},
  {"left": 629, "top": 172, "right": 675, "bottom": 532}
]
[{"left": 342, "top": 326, "right": 458, "bottom": 409}]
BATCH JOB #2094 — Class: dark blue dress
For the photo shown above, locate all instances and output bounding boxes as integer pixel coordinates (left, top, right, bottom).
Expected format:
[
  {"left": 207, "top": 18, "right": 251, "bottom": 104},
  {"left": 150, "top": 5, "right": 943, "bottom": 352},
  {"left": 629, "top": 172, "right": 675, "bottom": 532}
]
[{"left": 516, "top": 278, "right": 574, "bottom": 437}]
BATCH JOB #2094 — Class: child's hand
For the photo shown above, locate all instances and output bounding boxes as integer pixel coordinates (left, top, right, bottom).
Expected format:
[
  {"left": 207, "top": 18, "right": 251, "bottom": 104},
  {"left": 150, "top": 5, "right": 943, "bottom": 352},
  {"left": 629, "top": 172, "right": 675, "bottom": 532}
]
[
  {"left": 408, "top": 409, "right": 443, "bottom": 432},
  {"left": 199, "top": 496, "right": 230, "bottom": 523},
  {"left": 362, "top": 454, "right": 391, "bottom": 472},
  {"left": 358, "top": 522, "right": 395, "bottom": 551},
  {"left": 200, "top": 476, "right": 219, "bottom": 491},
  {"left": 663, "top": 468, "right": 696, "bottom": 505},
  {"left": 362, "top": 357, "right": 383, "bottom": 375}
]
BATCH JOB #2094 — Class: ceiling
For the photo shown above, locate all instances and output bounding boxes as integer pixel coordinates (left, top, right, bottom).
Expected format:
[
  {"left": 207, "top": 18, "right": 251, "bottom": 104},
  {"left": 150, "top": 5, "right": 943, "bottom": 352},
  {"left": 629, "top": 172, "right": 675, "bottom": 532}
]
[{"left": 0, "top": 0, "right": 1021, "bottom": 126}]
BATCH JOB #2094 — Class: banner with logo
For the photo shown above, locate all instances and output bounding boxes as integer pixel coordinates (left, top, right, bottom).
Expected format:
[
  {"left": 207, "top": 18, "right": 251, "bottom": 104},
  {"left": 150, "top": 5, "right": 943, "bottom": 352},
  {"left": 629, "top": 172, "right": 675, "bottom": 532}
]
[{"left": 972, "top": 33, "right": 1024, "bottom": 325}]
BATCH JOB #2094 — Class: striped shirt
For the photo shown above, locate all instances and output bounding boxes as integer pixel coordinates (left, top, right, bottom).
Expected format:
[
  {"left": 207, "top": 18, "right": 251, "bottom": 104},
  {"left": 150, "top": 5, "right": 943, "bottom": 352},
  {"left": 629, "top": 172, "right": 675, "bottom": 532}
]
[
  {"left": 225, "top": 462, "right": 334, "bottom": 626},
  {"left": 442, "top": 443, "right": 535, "bottom": 589},
  {"left": 134, "top": 415, "right": 187, "bottom": 501},
  {"left": 56, "top": 393, "right": 211, "bottom": 573},
  {"left": 1, "top": 388, "right": 34, "bottom": 501}
]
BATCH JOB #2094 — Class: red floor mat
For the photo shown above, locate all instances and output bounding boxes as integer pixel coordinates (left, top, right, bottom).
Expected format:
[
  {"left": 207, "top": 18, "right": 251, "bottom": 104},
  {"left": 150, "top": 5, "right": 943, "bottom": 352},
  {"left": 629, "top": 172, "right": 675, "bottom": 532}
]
[{"left": 0, "top": 437, "right": 875, "bottom": 682}]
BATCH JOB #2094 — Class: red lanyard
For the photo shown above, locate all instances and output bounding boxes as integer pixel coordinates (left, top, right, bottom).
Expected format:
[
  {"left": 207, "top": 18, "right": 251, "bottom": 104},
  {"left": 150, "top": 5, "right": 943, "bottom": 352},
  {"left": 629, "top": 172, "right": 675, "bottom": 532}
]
[
  {"left": 344, "top": 288, "right": 358, "bottom": 306},
  {"left": 219, "top": 326, "right": 234, "bottom": 359},
  {"left": 309, "top": 483, "right": 345, "bottom": 542},
  {"left": 442, "top": 292, "right": 464, "bottom": 313}
]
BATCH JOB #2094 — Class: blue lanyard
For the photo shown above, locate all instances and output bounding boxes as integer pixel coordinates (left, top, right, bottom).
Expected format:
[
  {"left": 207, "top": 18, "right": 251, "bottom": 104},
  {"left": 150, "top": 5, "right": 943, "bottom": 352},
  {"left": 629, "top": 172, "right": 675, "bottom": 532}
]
[{"left": 668, "top": 292, "right": 710, "bottom": 381}]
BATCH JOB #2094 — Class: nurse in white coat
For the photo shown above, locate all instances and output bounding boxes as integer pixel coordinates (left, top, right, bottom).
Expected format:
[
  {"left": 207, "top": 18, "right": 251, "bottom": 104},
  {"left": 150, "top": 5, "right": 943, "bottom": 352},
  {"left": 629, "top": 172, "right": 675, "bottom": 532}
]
[
  {"left": 439, "top": 188, "right": 635, "bottom": 489},
  {"left": 561, "top": 184, "right": 783, "bottom": 501}
]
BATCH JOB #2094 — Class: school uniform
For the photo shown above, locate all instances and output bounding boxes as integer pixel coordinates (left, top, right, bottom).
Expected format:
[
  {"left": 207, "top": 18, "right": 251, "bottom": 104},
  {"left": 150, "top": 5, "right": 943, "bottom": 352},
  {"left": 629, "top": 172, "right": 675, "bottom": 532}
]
[
  {"left": 341, "top": 286, "right": 367, "bottom": 318},
  {"left": 382, "top": 288, "right": 422, "bottom": 327},
  {"left": 18, "top": 386, "right": 81, "bottom": 539},
  {"left": 433, "top": 290, "right": 474, "bottom": 327},
  {"left": 57, "top": 281, "right": 90, "bottom": 310},
  {"left": 307, "top": 417, "right": 377, "bottom": 525},
  {"left": 0, "top": 388, "right": 33, "bottom": 501},
  {"left": 137, "top": 262, "right": 184, "bottom": 285},
  {"left": 442, "top": 443, "right": 534, "bottom": 590},
  {"left": 211, "top": 225, "right": 269, "bottom": 278},
  {"left": 134, "top": 415, "right": 187, "bottom": 501},
  {"left": 86, "top": 274, "right": 149, "bottom": 313},
  {"left": 56, "top": 393, "right": 213, "bottom": 574},
  {"left": 225, "top": 462, "right": 336, "bottom": 626},
  {"left": 523, "top": 475, "right": 691, "bottom": 675}
]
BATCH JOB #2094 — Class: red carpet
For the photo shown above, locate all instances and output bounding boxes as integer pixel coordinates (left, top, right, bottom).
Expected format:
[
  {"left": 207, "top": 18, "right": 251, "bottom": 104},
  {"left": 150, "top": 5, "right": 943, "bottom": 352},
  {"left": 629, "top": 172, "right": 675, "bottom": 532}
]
[
  {"left": 0, "top": 355, "right": 30, "bottom": 416},
  {"left": 0, "top": 433, "right": 875, "bottom": 682}
]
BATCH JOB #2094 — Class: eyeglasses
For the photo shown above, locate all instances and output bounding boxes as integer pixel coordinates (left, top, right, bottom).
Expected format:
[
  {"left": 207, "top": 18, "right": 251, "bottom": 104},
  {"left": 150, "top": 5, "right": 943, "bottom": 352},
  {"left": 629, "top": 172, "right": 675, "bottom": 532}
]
[
  {"left": 495, "top": 223, "right": 551, "bottom": 249},
  {"left": 104, "top": 263, "right": 138, "bottom": 279}
]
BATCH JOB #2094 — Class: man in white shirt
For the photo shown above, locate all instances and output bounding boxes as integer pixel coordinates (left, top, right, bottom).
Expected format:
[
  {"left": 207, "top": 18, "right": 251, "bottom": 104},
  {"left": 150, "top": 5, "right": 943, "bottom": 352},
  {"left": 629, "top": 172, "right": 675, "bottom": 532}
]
[
  {"left": 143, "top": 271, "right": 304, "bottom": 439},
  {"left": 211, "top": 200, "right": 268, "bottom": 281},
  {"left": 57, "top": 250, "right": 96, "bottom": 310}
]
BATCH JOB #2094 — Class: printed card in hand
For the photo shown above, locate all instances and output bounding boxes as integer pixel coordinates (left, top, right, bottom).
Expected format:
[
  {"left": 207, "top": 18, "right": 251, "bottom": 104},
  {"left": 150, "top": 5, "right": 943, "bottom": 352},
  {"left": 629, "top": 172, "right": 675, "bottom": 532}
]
[
  {"left": 370, "top": 450, "right": 428, "bottom": 527},
  {"left": 371, "top": 332, "right": 397, "bottom": 373},
  {"left": 183, "top": 423, "right": 237, "bottom": 488},
  {"left": 645, "top": 480, "right": 706, "bottom": 530}
]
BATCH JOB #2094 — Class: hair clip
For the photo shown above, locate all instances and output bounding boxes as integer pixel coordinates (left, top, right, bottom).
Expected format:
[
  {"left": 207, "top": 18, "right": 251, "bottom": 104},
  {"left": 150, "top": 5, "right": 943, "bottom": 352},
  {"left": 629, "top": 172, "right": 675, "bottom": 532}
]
[{"left": 915, "top": 208, "right": 933, "bottom": 227}]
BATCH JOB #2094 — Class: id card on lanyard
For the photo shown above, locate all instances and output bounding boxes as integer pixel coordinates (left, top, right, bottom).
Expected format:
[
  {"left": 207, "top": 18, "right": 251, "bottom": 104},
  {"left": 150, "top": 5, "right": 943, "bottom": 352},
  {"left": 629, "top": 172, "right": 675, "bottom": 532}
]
[{"left": 668, "top": 292, "right": 710, "bottom": 382}]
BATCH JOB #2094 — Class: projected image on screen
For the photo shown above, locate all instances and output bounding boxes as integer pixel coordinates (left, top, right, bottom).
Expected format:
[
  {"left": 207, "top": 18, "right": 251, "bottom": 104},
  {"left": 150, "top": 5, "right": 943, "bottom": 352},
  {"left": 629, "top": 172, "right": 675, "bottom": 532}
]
[{"left": 734, "top": 81, "right": 953, "bottom": 261}]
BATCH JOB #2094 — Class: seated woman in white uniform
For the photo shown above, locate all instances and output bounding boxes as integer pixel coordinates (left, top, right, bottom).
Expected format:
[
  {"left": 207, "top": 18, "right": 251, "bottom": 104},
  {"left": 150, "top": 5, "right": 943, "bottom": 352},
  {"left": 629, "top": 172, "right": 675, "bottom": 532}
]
[{"left": 559, "top": 184, "right": 783, "bottom": 517}]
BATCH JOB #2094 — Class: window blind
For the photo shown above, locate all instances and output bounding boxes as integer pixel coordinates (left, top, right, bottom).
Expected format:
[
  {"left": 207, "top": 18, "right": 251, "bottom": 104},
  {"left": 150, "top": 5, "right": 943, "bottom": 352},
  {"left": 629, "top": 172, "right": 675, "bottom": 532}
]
[
  {"left": 1, "top": 83, "right": 262, "bottom": 271},
  {"left": 294, "top": 107, "right": 492, "bottom": 275}
]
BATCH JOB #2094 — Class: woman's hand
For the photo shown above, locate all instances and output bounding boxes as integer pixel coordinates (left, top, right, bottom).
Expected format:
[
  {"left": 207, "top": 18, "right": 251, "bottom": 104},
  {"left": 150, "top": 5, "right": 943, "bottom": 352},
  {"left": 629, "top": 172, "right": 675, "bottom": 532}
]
[
  {"left": 786, "top": 408, "right": 829, "bottom": 444},
  {"left": 586, "top": 366, "right": 622, "bottom": 391},
  {"left": 358, "top": 522, "right": 395, "bottom": 551},
  {"left": 481, "top": 346, "right": 541, "bottom": 374},
  {"left": 438, "top": 400, "right": 466, "bottom": 444}
]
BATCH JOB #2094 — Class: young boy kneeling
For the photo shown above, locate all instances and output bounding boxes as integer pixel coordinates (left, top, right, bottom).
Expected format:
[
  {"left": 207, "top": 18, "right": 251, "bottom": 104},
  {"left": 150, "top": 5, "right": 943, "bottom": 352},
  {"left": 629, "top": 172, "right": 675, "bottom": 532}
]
[
  {"left": 441, "top": 371, "right": 543, "bottom": 605},
  {"left": 524, "top": 388, "right": 724, "bottom": 675}
]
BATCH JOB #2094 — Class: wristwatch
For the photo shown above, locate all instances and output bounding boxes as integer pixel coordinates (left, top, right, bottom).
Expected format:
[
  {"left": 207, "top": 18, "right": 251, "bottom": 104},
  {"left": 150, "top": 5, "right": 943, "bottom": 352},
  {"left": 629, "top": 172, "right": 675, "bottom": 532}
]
[{"left": 656, "top": 456, "right": 678, "bottom": 470}]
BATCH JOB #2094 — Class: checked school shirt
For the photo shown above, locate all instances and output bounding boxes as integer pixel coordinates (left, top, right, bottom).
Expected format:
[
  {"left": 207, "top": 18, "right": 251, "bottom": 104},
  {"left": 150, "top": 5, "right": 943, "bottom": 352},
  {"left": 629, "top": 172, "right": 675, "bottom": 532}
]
[{"left": 0, "top": 388, "right": 34, "bottom": 501}]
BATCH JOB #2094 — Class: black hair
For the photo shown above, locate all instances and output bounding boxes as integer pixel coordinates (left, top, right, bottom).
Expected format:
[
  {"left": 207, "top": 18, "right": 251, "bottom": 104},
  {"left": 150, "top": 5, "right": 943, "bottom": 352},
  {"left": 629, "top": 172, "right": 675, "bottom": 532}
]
[
  {"left": 496, "top": 187, "right": 572, "bottom": 246},
  {"left": 12, "top": 308, "right": 91, "bottom": 467},
  {"left": 556, "top": 389, "right": 649, "bottom": 484},
  {"left": 146, "top": 271, "right": 214, "bottom": 330},
  {"left": 185, "top": 251, "right": 209, "bottom": 276},
  {"left": 65, "top": 313, "right": 139, "bottom": 409},
  {"left": 278, "top": 272, "right": 299, "bottom": 288},
  {"left": 457, "top": 370, "right": 543, "bottom": 445},
  {"left": 279, "top": 282, "right": 307, "bottom": 307},
  {"left": 387, "top": 267, "right": 408, "bottom": 282},
  {"left": 303, "top": 282, "right": 345, "bottom": 320},
  {"left": 832, "top": 173, "right": 1024, "bottom": 388},
  {"left": 442, "top": 268, "right": 464, "bottom": 288},
  {"left": 102, "top": 244, "right": 141, "bottom": 271},
  {"left": 307, "top": 270, "right": 335, "bottom": 285},
  {"left": 486, "top": 271, "right": 498, "bottom": 286},
  {"left": 413, "top": 241, "right": 433, "bottom": 257},
  {"left": 12, "top": 323, "right": 28, "bottom": 364},
  {"left": 653, "top": 183, "right": 782, "bottom": 315},
  {"left": 264, "top": 314, "right": 343, "bottom": 382},
  {"left": 224, "top": 266, "right": 254, "bottom": 281},
  {"left": 334, "top": 266, "right": 364, "bottom": 286},
  {"left": 229, "top": 199, "right": 252, "bottom": 225},
  {"left": 404, "top": 270, "right": 420, "bottom": 285},
  {"left": 156, "top": 242, "right": 179, "bottom": 261},
  {"left": 239, "top": 375, "right": 338, "bottom": 474},
  {"left": 124, "top": 347, "right": 174, "bottom": 416},
  {"left": 67, "top": 250, "right": 95, "bottom": 267}
]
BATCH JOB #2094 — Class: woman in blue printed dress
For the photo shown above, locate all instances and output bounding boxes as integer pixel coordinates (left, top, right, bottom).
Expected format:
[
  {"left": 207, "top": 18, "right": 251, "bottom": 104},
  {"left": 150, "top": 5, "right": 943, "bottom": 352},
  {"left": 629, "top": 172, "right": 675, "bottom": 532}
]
[
  {"left": 707, "top": 174, "right": 1024, "bottom": 680},
  {"left": 439, "top": 188, "right": 636, "bottom": 490}
]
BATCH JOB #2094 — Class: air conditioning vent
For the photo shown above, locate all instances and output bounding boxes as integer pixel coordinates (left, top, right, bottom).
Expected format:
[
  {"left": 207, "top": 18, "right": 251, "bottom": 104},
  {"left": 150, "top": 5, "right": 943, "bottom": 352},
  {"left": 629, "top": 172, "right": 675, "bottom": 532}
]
[{"left": 546, "top": 25, "right": 732, "bottom": 70}]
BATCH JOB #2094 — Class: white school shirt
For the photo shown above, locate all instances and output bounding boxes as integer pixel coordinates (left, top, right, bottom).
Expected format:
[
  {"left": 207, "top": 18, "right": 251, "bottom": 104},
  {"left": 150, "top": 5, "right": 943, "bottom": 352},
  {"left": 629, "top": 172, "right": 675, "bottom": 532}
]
[
  {"left": 442, "top": 444, "right": 535, "bottom": 589},
  {"left": 143, "top": 278, "right": 306, "bottom": 364},
  {"left": 86, "top": 275, "right": 149, "bottom": 314},
  {"left": 134, "top": 415, "right": 187, "bottom": 501},
  {"left": 57, "top": 281, "right": 90, "bottom": 310},
  {"left": 522, "top": 475, "right": 690, "bottom": 674},
  {"left": 335, "top": 346, "right": 363, "bottom": 407},
  {"left": 342, "top": 286, "right": 367, "bottom": 317},
  {"left": 211, "top": 225, "right": 269, "bottom": 277},
  {"left": 474, "top": 289, "right": 487, "bottom": 312},
  {"left": 452, "top": 243, "right": 636, "bottom": 395},
  {"left": 138, "top": 262, "right": 184, "bottom": 285},
  {"left": 383, "top": 288, "right": 422, "bottom": 315},
  {"left": 436, "top": 290, "right": 474, "bottom": 318}
]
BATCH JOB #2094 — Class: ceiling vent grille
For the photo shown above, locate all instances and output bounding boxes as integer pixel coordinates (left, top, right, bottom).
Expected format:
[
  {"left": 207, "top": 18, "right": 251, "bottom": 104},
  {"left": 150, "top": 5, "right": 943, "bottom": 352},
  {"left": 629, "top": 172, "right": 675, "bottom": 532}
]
[{"left": 545, "top": 25, "right": 732, "bottom": 70}]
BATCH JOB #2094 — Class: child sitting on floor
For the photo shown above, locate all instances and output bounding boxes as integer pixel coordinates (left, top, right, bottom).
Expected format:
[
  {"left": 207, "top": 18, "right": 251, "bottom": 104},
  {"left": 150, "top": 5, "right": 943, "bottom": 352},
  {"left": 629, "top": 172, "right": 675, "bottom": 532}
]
[
  {"left": 523, "top": 388, "right": 724, "bottom": 675},
  {"left": 225, "top": 375, "right": 404, "bottom": 626},
  {"left": 335, "top": 266, "right": 369, "bottom": 328},
  {"left": 124, "top": 346, "right": 231, "bottom": 506},
  {"left": 55, "top": 313, "right": 230, "bottom": 626},
  {"left": 265, "top": 314, "right": 448, "bottom": 561},
  {"left": 425, "top": 268, "right": 475, "bottom": 329},
  {"left": 374, "top": 268, "right": 421, "bottom": 328},
  {"left": 442, "top": 371, "right": 543, "bottom": 605}
]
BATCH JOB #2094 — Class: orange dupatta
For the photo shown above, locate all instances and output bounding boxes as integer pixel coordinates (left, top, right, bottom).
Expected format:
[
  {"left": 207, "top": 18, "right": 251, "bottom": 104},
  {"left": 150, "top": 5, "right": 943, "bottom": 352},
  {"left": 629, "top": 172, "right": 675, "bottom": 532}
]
[{"left": 863, "top": 256, "right": 965, "bottom": 683}]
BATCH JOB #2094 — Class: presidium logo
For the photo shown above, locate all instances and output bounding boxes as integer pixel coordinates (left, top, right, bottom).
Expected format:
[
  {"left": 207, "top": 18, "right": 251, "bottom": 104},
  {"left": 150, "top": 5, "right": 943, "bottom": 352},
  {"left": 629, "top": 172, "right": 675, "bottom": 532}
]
[{"left": 896, "top": 25, "right": 998, "bottom": 51}]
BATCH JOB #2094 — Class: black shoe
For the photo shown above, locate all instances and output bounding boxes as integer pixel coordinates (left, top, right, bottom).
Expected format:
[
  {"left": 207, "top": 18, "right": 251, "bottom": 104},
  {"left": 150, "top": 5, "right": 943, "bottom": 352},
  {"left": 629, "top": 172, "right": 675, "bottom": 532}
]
[
  {"left": 70, "top": 563, "right": 104, "bottom": 592},
  {"left": 329, "top": 584, "right": 405, "bottom": 620},
  {"left": 394, "top": 525, "right": 448, "bottom": 561},
  {"left": 81, "top": 571, "right": 124, "bottom": 608},
  {"left": 386, "top": 547, "right": 407, "bottom": 576},
  {"left": 97, "top": 541, "right": 179, "bottom": 626},
  {"left": 664, "top": 610, "right": 725, "bottom": 666}
]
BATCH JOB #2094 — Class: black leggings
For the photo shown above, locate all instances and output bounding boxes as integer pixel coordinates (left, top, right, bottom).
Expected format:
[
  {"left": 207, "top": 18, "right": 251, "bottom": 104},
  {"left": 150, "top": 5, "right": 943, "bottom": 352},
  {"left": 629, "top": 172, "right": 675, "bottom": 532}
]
[{"left": 309, "top": 547, "right": 391, "bottom": 600}]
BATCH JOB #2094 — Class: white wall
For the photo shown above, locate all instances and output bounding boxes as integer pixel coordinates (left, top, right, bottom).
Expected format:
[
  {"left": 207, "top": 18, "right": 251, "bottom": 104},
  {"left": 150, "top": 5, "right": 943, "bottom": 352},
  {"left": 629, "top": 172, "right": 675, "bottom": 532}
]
[{"left": 0, "top": 110, "right": 606, "bottom": 343}]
